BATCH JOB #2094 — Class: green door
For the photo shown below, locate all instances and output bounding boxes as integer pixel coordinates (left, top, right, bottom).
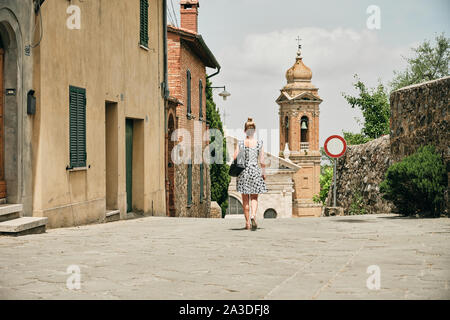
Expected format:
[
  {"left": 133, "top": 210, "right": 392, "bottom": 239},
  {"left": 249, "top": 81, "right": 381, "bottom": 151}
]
[{"left": 126, "top": 119, "right": 133, "bottom": 213}]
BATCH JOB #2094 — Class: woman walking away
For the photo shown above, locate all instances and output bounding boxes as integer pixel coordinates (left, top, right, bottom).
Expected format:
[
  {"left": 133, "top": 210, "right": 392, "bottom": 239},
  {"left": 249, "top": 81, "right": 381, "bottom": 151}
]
[{"left": 232, "top": 118, "right": 268, "bottom": 231}]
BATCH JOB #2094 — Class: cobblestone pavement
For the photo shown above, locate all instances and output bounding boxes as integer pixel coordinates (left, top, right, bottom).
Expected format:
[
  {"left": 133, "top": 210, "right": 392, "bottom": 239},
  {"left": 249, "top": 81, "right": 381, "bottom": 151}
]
[{"left": 1, "top": 214, "right": 449, "bottom": 300}]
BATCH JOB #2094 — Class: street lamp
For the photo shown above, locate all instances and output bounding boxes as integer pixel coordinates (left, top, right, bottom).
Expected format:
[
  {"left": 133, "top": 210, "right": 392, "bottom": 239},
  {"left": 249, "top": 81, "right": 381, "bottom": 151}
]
[{"left": 210, "top": 86, "right": 231, "bottom": 101}]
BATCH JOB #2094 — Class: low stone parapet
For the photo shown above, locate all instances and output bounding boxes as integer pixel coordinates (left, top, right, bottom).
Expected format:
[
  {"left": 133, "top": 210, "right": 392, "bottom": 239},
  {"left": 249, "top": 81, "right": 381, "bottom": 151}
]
[
  {"left": 210, "top": 201, "right": 222, "bottom": 219},
  {"left": 323, "top": 207, "right": 344, "bottom": 217}
]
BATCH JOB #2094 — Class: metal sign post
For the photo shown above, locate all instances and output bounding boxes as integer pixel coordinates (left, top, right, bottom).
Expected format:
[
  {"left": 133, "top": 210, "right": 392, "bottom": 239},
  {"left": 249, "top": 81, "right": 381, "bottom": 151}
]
[
  {"left": 333, "top": 158, "right": 337, "bottom": 207},
  {"left": 324, "top": 135, "right": 347, "bottom": 208}
]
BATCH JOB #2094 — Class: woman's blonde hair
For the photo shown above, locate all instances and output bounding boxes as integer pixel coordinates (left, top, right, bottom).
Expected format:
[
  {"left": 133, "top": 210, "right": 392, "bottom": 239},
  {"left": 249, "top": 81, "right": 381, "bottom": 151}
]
[{"left": 245, "top": 117, "right": 256, "bottom": 131}]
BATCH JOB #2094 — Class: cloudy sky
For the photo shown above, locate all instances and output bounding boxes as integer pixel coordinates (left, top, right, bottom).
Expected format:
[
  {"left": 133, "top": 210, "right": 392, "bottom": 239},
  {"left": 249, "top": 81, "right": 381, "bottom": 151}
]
[{"left": 169, "top": 0, "right": 449, "bottom": 155}]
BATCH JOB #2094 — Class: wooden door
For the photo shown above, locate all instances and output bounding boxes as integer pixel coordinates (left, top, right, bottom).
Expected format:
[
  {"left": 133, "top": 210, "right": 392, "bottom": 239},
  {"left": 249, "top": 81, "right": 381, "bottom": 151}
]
[
  {"left": 0, "top": 48, "right": 6, "bottom": 199},
  {"left": 125, "top": 119, "right": 133, "bottom": 213}
]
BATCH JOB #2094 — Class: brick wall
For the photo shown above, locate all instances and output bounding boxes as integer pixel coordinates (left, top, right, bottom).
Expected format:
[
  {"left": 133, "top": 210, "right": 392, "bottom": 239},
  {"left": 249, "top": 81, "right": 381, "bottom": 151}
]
[{"left": 167, "top": 29, "right": 211, "bottom": 218}]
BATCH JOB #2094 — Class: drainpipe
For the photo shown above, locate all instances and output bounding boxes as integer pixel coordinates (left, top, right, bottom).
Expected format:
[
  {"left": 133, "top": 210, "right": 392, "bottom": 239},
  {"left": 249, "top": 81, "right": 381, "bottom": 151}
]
[
  {"left": 162, "top": 0, "right": 169, "bottom": 218},
  {"left": 163, "top": 0, "right": 169, "bottom": 100},
  {"left": 206, "top": 66, "right": 221, "bottom": 79}
]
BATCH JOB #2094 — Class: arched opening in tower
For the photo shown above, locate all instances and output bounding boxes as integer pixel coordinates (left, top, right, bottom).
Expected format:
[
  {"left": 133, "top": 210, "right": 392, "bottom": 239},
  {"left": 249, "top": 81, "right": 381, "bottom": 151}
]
[
  {"left": 284, "top": 116, "right": 289, "bottom": 145},
  {"left": 300, "top": 116, "right": 309, "bottom": 150}
]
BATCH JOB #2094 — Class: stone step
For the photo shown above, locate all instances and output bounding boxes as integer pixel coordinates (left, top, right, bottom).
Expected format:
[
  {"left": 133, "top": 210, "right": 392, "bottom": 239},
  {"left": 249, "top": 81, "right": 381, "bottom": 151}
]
[
  {"left": 0, "top": 204, "right": 23, "bottom": 222},
  {"left": 105, "top": 210, "right": 120, "bottom": 223},
  {"left": 0, "top": 217, "right": 48, "bottom": 236}
]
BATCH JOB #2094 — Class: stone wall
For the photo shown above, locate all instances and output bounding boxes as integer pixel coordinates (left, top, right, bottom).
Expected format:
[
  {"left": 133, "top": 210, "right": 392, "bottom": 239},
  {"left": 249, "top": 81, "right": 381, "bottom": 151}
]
[
  {"left": 174, "top": 163, "right": 211, "bottom": 218},
  {"left": 390, "top": 76, "right": 449, "bottom": 213},
  {"left": 326, "top": 135, "right": 394, "bottom": 214},
  {"left": 390, "top": 76, "right": 449, "bottom": 162},
  {"left": 329, "top": 76, "right": 449, "bottom": 215}
]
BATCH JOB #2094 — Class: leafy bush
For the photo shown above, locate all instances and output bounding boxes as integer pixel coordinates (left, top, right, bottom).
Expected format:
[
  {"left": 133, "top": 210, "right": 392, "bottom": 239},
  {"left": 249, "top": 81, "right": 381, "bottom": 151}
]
[
  {"left": 313, "top": 166, "right": 333, "bottom": 205},
  {"left": 343, "top": 131, "right": 372, "bottom": 146},
  {"left": 390, "top": 33, "right": 449, "bottom": 91},
  {"left": 342, "top": 75, "right": 390, "bottom": 139},
  {"left": 348, "top": 189, "right": 367, "bottom": 215},
  {"left": 206, "top": 79, "right": 230, "bottom": 217},
  {"left": 380, "top": 145, "right": 447, "bottom": 217}
]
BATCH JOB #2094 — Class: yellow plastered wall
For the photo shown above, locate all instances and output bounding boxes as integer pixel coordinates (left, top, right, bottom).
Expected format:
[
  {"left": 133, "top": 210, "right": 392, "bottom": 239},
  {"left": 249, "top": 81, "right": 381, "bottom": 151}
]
[{"left": 32, "top": 0, "right": 166, "bottom": 227}]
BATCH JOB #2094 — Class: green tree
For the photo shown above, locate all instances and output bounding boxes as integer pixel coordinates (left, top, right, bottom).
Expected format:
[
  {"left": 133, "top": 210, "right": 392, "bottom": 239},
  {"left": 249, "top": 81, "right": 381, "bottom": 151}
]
[
  {"left": 342, "top": 76, "right": 390, "bottom": 140},
  {"left": 342, "top": 131, "right": 372, "bottom": 146},
  {"left": 319, "top": 147, "right": 332, "bottom": 166},
  {"left": 380, "top": 145, "right": 447, "bottom": 217},
  {"left": 313, "top": 165, "right": 333, "bottom": 205},
  {"left": 391, "top": 33, "right": 450, "bottom": 91},
  {"left": 206, "top": 78, "right": 230, "bottom": 217}
]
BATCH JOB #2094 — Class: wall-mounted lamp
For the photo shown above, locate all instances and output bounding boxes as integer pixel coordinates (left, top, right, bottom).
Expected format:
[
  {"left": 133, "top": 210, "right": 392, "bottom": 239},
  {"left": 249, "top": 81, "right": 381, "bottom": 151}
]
[{"left": 210, "top": 86, "right": 231, "bottom": 101}]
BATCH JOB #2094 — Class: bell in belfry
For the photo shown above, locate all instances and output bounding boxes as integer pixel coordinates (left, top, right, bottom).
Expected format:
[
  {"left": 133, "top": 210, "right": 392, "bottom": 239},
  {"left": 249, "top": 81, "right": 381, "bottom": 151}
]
[{"left": 301, "top": 120, "right": 308, "bottom": 130}]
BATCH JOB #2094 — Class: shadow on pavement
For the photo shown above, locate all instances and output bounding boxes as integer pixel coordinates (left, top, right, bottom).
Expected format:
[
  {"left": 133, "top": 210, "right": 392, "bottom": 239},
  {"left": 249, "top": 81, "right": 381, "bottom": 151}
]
[
  {"left": 377, "top": 215, "right": 420, "bottom": 220},
  {"left": 335, "top": 219, "right": 372, "bottom": 223},
  {"left": 229, "top": 227, "right": 265, "bottom": 231}
]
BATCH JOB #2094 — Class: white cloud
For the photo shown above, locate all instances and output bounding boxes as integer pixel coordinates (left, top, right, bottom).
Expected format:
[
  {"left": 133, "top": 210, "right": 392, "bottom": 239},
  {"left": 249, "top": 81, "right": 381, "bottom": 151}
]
[{"left": 211, "top": 27, "right": 410, "bottom": 155}]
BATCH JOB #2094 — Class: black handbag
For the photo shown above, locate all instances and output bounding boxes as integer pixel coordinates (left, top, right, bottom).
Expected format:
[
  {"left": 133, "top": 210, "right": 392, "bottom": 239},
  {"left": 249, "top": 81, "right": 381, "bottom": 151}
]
[{"left": 229, "top": 141, "right": 246, "bottom": 177}]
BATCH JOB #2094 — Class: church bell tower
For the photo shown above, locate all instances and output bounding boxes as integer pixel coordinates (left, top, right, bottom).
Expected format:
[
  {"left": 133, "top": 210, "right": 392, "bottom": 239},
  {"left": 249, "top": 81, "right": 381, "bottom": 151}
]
[{"left": 276, "top": 43, "right": 322, "bottom": 217}]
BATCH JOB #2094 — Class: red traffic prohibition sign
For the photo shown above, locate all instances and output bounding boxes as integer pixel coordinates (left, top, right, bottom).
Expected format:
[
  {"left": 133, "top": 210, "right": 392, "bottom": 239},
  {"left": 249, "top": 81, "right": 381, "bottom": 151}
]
[{"left": 324, "top": 135, "right": 347, "bottom": 158}]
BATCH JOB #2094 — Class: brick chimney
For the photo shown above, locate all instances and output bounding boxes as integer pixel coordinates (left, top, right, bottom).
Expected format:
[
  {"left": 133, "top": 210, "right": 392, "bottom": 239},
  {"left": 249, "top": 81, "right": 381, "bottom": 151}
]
[{"left": 180, "top": 0, "right": 199, "bottom": 33}]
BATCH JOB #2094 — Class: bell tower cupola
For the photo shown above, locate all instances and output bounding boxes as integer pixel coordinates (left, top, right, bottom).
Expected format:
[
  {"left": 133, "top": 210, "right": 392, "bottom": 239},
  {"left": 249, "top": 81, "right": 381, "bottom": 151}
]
[{"left": 275, "top": 40, "right": 323, "bottom": 217}]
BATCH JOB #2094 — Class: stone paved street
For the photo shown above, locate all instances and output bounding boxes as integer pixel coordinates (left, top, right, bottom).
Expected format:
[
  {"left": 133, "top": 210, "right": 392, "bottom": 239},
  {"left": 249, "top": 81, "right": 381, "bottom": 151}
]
[{"left": 1, "top": 214, "right": 449, "bottom": 300}]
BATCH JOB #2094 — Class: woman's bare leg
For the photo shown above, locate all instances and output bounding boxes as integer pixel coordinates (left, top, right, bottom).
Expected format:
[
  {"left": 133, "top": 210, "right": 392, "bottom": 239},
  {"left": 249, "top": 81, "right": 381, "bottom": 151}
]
[
  {"left": 242, "top": 194, "right": 250, "bottom": 228},
  {"left": 250, "top": 194, "right": 258, "bottom": 219}
]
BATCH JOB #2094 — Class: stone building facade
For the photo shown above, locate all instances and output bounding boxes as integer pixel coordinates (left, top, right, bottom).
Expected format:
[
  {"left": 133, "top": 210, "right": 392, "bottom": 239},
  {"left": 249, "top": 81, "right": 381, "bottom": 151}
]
[
  {"left": 226, "top": 136, "right": 300, "bottom": 219},
  {"left": 1, "top": 0, "right": 168, "bottom": 229},
  {"left": 276, "top": 47, "right": 322, "bottom": 217},
  {"left": 165, "top": 0, "right": 219, "bottom": 218}
]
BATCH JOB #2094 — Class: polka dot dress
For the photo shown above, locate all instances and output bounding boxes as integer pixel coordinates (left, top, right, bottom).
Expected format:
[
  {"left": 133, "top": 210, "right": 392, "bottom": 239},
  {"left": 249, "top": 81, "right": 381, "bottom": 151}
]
[{"left": 236, "top": 140, "right": 268, "bottom": 195}]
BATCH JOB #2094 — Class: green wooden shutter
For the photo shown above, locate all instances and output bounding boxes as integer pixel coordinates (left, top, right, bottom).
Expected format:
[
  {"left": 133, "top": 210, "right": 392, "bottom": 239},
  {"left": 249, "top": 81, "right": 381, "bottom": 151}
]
[
  {"left": 187, "top": 70, "right": 191, "bottom": 115},
  {"left": 199, "top": 80, "right": 203, "bottom": 119},
  {"left": 200, "top": 163, "right": 204, "bottom": 203},
  {"left": 140, "top": 0, "right": 149, "bottom": 47},
  {"left": 69, "top": 86, "right": 86, "bottom": 168},
  {"left": 187, "top": 161, "right": 192, "bottom": 205}
]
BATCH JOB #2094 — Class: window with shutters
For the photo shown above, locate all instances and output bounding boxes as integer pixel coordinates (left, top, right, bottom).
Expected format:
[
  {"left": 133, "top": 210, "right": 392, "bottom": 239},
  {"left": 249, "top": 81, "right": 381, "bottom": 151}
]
[
  {"left": 140, "top": 0, "right": 149, "bottom": 48},
  {"left": 199, "top": 79, "right": 203, "bottom": 120},
  {"left": 187, "top": 70, "right": 192, "bottom": 116},
  {"left": 187, "top": 161, "right": 193, "bottom": 205},
  {"left": 200, "top": 163, "right": 204, "bottom": 203},
  {"left": 69, "top": 86, "right": 87, "bottom": 168}
]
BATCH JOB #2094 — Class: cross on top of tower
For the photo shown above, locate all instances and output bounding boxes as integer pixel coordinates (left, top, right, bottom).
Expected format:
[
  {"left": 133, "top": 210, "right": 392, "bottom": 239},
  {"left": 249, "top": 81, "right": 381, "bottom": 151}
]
[
  {"left": 296, "top": 36, "right": 302, "bottom": 49},
  {"left": 296, "top": 36, "right": 303, "bottom": 58}
]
